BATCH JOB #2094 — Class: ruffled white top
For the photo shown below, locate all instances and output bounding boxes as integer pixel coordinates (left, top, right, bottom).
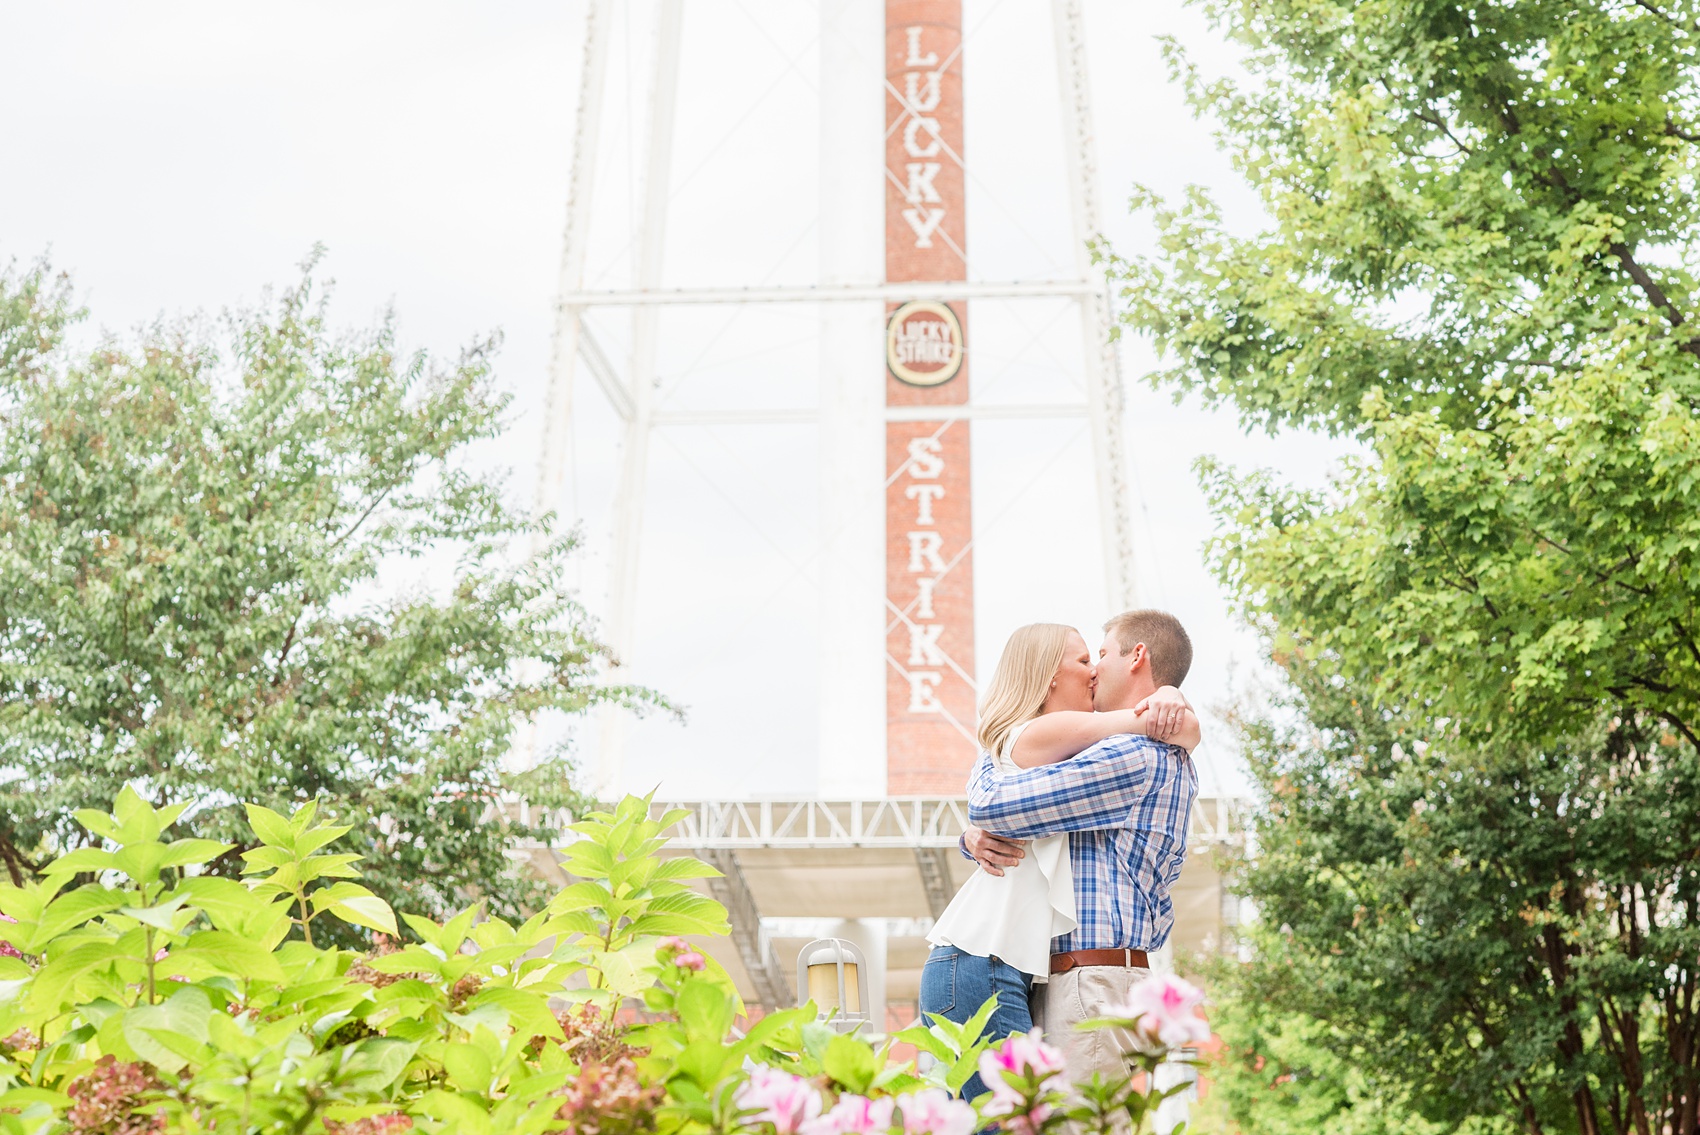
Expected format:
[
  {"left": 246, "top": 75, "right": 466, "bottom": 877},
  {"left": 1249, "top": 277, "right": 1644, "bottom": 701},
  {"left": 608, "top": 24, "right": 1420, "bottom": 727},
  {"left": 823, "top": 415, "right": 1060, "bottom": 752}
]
[{"left": 926, "top": 720, "right": 1078, "bottom": 979}]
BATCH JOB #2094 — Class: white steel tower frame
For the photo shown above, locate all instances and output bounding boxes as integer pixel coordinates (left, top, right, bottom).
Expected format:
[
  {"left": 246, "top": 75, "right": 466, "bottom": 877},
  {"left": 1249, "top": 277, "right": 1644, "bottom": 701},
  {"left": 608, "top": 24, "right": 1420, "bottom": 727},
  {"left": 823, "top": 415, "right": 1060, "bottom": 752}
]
[{"left": 536, "top": 0, "right": 1139, "bottom": 797}]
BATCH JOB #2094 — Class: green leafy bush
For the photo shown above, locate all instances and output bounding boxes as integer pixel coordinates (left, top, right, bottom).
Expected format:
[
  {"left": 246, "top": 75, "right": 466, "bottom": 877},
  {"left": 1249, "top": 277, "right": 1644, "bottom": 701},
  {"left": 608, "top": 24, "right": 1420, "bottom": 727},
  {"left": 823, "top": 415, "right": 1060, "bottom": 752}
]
[
  {"left": 0, "top": 790, "right": 1195, "bottom": 1135},
  {"left": 1189, "top": 969, "right": 1507, "bottom": 1135}
]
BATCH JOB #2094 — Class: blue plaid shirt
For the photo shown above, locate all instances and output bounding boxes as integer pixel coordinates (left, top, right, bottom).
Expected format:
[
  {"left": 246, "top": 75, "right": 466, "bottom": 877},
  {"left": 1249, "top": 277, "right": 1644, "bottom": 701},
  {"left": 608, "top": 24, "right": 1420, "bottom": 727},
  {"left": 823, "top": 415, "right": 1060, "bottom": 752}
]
[{"left": 963, "top": 734, "right": 1197, "bottom": 953}]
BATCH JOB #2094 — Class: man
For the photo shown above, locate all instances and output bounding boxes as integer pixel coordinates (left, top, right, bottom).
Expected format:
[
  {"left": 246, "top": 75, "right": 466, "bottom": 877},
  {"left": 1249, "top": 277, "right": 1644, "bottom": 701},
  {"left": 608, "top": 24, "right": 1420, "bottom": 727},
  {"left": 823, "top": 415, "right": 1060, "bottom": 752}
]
[{"left": 960, "top": 609, "right": 1198, "bottom": 1081}]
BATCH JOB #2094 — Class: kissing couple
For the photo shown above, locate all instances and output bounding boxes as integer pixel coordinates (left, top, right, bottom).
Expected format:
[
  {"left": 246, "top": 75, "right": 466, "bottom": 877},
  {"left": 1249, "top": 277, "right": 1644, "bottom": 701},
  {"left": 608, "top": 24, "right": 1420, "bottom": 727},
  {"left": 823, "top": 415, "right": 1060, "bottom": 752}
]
[{"left": 919, "top": 609, "right": 1201, "bottom": 1100}]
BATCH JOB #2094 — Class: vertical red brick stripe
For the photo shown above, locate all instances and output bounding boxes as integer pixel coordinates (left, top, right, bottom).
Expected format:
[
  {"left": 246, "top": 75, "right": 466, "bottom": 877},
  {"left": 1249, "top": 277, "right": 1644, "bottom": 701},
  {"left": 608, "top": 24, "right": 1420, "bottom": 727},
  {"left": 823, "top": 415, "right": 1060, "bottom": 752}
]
[{"left": 884, "top": 0, "right": 976, "bottom": 795}]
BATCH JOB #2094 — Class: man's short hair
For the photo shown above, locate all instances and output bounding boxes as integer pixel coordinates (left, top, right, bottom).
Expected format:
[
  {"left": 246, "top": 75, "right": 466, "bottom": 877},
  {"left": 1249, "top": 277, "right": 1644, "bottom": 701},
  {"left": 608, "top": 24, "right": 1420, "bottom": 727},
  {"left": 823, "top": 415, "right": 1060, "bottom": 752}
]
[{"left": 1103, "top": 609, "right": 1193, "bottom": 687}]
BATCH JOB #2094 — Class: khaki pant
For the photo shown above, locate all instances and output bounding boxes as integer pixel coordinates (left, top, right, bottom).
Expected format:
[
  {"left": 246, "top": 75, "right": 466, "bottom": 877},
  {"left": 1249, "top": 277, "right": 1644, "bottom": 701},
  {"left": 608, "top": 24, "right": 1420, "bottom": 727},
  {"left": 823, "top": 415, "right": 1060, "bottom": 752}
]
[{"left": 1031, "top": 965, "right": 1151, "bottom": 1085}]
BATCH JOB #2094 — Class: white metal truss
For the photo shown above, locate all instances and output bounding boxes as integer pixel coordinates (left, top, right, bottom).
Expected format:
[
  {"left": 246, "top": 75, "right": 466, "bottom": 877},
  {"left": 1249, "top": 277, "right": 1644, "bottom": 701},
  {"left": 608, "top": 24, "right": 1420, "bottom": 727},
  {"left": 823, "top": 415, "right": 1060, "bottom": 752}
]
[
  {"left": 913, "top": 847, "right": 957, "bottom": 919},
  {"left": 500, "top": 794, "right": 1248, "bottom": 852},
  {"left": 536, "top": 0, "right": 612, "bottom": 531},
  {"left": 700, "top": 848, "right": 792, "bottom": 1010},
  {"left": 537, "top": 2, "right": 1145, "bottom": 796},
  {"left": 649, "top": 403, "right": 1089, "bottom": 427},
  {"left": 511, "top": 0, "right": 614, "bottom": 776},
  {"left": 598, "top": 0, "right": 685, "bottom": 798},
  {"left": 1052, "top": 0, "right": 1138, "bottom": 610},
  {"left": 657, "top": 797, "right": 973, "bottom": 848},
  {"left": 557, "top": 280, "right": 1097, "bottom": 305},
  {"left": 507, "top": 795, "right": 1247, "bottom": 850},
  {"left": 816, "top": 0, "right": 886, "bottom": 798},
  {"left": 580, "top": 323, "right": 633, "bottom": 422}
]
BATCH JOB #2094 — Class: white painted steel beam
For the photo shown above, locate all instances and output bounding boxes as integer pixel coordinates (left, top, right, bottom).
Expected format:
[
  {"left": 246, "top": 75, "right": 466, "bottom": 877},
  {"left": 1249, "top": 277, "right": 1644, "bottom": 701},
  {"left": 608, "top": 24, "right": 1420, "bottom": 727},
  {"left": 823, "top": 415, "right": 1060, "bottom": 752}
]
[
  {"left": 674, "top": 796, "right": 1242, "bottom": 849},
  {"left": 647, "top": 403, "right": 1090, "bottom": 428},
  {"left": 536, "top": 0, "right": 613, "bottom": 526},
  {"left": 511, "top": 0, "right": 612, "bottom": 775},
  {"left": 659, "top": 798, "right": 973, "bottom": 849},
  {"left": 914, "top": 848, "right": 957, "bottom": 920},
  {"left": 599, "top": 0, "right": 684, "bottom": 798},
  {"left": 884, "top": 403, "right": 1088, "bottom": 422},
  {"left": 501, "top": 794, "right": 1249, "bottom": 852},
  {"left": 701, "top": 849, "right": 791, "bottom": 1010},
  {"left": 817, "top": 0, "right": 888, "bottom": 800},
  {"left": 579, "top": 323, "right": 633, "bottom": 422},
  {"left": 653, "top": 408, "right": 817, "bottom": 427},
  {"left": 1052, "top": 0, "right": 1138, "bottom": 610},
  {"left": 556, "top": 280, "right": 1095, "bottom": 306}
]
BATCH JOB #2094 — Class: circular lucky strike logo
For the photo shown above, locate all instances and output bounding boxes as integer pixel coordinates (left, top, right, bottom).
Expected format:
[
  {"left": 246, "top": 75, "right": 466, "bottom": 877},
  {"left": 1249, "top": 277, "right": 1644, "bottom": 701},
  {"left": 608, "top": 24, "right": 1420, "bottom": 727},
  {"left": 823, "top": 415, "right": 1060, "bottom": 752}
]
[{"left": 886, "top": 301, "right": 964, "bottom": 387}]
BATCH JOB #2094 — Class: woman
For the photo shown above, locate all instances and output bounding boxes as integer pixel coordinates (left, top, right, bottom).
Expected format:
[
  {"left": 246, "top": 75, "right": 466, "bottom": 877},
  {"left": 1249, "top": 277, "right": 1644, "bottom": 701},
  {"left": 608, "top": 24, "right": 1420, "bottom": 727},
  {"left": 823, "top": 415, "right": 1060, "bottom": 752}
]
[{"left": 918, "top": 622, "right": 1200, "bottom": 1098}]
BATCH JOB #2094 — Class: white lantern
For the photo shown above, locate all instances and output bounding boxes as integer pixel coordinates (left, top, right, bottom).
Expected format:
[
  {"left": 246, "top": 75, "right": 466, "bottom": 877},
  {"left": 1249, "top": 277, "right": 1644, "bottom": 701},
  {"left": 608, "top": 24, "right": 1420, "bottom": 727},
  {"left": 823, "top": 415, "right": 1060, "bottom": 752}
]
[{"left": 797, "top": 937, "right": 869, "bottom": 1031}]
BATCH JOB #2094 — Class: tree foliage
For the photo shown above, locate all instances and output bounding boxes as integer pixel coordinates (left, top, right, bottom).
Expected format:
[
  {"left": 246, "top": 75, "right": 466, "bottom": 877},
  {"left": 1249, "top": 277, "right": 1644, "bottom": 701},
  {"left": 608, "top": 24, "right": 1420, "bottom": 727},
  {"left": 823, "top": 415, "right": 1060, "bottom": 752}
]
[
  {"left": 1193, "top": 976, "right": 1494, "bottom": 1135},
  {"left": 1108, "top": 0, "right": 1700, "bottom": 1131},
  {"left": 0, "top": 258, "right": 660, "bottom": 931}
]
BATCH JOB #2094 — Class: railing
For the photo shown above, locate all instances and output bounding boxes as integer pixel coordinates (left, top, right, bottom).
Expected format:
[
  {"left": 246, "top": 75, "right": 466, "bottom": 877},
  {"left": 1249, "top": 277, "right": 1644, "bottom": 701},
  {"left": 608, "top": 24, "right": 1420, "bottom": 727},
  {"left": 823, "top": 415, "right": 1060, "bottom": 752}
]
[
  {"left": 501, "top": 795, "right": 1251, "bottom": 851},
  {"left": 656, "top": 798, "right": 972, "bottom": 848}
]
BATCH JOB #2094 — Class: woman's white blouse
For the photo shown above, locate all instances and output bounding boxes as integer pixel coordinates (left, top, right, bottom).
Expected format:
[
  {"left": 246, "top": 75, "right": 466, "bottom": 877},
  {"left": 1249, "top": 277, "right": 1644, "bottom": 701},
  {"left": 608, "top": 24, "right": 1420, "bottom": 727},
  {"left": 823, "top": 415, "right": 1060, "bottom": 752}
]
[{"left": 925, "top": 720, "right": 1078, "bottom": 979}]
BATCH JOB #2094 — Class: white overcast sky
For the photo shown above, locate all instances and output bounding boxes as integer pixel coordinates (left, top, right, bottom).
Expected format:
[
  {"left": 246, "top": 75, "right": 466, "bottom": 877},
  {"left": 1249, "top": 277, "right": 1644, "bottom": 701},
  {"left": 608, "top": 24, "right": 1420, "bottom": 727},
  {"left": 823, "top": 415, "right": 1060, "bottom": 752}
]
[{"left": 1, "top": 1, "right": 1351, "bottom": 800}]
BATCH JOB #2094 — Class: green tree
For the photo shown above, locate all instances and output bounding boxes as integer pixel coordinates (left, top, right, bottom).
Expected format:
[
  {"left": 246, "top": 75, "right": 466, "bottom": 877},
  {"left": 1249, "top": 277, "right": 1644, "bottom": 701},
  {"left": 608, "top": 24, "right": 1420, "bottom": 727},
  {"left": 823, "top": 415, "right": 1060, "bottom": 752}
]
[
  {"left": 0, "top": 257, "right": 661, "bottom": 933},
  {"left": 1107, "top": 0, "right": 1700, "bottom": 1131},
  {"left": 1192, "top": 977, "right": 1491, "bottom": 1135}
]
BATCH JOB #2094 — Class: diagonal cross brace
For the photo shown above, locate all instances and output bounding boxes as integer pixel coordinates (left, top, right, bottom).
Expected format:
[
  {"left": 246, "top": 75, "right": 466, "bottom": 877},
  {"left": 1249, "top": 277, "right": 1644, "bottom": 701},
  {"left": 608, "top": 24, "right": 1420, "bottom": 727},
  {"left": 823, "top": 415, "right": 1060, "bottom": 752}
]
[
  {"left": 578, "top": 322, "right": 633, "bottom": 421},
  {"left": 701, "top": 849, "right": 790, "bottom": 1011},
  {"left": 914, "top": 847, "right": 957, "bottom": 920}
]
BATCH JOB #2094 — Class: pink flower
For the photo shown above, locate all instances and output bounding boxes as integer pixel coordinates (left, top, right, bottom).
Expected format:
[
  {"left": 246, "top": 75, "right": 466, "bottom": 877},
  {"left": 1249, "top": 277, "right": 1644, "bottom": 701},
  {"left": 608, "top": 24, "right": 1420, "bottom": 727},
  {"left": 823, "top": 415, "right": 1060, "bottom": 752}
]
[
  {"left": 674, "top": 951, "right": 707, "bottom": 971},
  {"left": 896, "top": 1088, "right": 975, "bottom": 1135},
  {"left": 658, "top": 936, "right": 691, "bottom": 954},
  {"left": 802, "top": 1094, "right": 895, "bottom": 1135},
  {"left": 735, "top": 1067, "right": 823, "bottom": 1135},
  {"left": 977, "top": 1028, "right": 1067, "bottom": 1107},
  {"left": 66, "top": 1056, "right": 164, "bottom": 1134},
  {"left": 1105, "top": 973, "right": 1209, "bottom": 1053}
]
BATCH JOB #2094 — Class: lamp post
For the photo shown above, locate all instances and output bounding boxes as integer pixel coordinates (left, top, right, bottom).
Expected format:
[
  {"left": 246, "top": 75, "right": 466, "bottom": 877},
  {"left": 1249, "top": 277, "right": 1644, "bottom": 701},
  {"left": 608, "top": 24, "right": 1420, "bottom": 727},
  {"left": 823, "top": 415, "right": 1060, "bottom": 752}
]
[{"left": 796, "top": 937, "right": 870, "bottom": 1032}]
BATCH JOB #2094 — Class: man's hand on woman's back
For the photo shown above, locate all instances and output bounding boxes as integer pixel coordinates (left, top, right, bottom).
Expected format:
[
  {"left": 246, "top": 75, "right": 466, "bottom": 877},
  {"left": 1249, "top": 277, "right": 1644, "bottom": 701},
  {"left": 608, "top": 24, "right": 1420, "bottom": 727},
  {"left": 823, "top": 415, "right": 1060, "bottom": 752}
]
[{"left": 963, "top": 825, "right": 1028, "bottom": 876}]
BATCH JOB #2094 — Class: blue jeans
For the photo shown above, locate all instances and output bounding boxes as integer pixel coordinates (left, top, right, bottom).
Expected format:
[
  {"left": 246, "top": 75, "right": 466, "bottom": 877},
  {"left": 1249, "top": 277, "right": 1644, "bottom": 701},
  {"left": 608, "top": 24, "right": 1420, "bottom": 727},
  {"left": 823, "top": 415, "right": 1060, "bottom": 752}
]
[{"left": 918, "top": 945, "right": 1034, "bottom": 1102}]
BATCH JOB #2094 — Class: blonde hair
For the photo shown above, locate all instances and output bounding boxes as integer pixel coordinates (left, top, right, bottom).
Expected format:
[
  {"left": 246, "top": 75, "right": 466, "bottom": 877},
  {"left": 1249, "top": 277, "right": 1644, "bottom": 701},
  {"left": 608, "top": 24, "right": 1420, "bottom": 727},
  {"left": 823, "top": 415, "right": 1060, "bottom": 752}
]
[{"left": 976, "top": 623, "right": 1074, "bottom": 757}]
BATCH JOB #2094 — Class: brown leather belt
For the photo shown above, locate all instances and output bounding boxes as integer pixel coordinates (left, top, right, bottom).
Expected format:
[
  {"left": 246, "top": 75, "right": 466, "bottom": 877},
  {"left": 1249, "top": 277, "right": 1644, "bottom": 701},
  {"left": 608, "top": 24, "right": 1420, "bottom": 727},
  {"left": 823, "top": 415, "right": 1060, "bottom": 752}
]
[{"left": 1050, "top": 948, "right": 1150, "bottom": 974}]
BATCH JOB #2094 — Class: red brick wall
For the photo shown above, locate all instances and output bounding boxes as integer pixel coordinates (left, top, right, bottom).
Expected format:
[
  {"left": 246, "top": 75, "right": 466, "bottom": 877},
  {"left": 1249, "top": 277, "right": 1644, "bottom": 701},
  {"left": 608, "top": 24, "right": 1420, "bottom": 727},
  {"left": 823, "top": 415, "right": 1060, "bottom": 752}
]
[
  {"left": 885, "top": 0, "right": 977, "bottom": 795},
  {"left": 883, "top": 1, "right": 964, "bottom": 276}
]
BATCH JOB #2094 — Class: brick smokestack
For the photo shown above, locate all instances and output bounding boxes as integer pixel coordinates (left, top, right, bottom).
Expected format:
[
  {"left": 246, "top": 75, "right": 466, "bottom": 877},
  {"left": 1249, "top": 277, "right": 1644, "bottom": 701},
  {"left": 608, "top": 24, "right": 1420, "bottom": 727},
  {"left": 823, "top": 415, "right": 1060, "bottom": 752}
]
[{"left": 884, "top": 0, "right": 976, "bottom": 794}]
